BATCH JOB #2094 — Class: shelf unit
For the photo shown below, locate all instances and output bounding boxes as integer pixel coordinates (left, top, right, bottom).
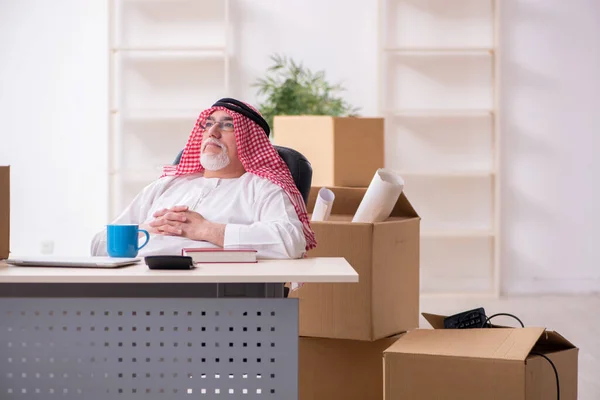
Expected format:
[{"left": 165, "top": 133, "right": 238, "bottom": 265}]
[
  {"left": 108, "top": 0, "right": 232, "bottom": 220},
  {"left": 378, "top": 0, "right": 500, "bottom": 297}
]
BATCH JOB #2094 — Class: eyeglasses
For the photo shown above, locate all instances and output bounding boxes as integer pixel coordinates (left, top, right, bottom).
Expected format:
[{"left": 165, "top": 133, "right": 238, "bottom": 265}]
[{"left": 200, "top": 120, "right": 235, "bottom": 132}]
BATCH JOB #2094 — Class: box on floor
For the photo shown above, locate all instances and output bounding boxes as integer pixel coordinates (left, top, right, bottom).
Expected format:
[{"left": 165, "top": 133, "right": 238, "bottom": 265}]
[
  {"left": 273, "top": 116, "right": 384, "bottom": 188},
  {"left": 299, "top": 335, "right": 400, "bottom": 400},
  {"left": 382, "top": 312, "right": 578, "bottom": 400},
  {"left": 290, "top": 186, "right": 420, "bottom": 341},
  {"left": 0, "top": 166, "right": 9, "bottom": 260}
]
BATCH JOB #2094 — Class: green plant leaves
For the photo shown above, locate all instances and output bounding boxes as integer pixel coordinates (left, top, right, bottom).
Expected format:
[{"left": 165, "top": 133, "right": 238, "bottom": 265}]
[{"left": 252, "top": 53, "right": 361, "bottom": 135}]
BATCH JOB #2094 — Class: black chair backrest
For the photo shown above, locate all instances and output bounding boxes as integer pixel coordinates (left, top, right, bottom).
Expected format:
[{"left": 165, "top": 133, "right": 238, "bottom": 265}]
[{"left": 172, "top": 145, "right": 313, "bottom": 205}]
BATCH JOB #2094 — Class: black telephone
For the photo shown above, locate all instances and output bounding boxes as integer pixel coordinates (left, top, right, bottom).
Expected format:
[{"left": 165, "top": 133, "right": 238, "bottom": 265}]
[{"left": 145, "top": 256, "right": 194, "bottom": 270}]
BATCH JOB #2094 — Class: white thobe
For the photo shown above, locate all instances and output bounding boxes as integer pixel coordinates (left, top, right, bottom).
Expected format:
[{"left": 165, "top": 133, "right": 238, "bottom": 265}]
[{"left": 90, "top": 172, "right": 307, "bottom": 259}]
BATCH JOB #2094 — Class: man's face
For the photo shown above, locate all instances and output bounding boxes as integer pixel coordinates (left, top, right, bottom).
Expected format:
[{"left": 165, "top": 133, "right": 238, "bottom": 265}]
[{"left": 200, "top": 110, "right": 238, "bottom": 171}]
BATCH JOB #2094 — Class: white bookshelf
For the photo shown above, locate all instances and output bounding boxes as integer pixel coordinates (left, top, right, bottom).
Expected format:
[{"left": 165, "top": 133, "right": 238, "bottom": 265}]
[
  {"left": 108, "top": 0, "right": 232, "bottom": 220},
  {"left": 378, "top": 0, "right": 500, "bottom": 296}
]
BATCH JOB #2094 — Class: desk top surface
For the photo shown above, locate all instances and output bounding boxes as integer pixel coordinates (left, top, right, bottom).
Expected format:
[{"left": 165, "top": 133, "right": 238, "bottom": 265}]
[{"left": 0, "top": 257, "right": 358, "bottom": 284}]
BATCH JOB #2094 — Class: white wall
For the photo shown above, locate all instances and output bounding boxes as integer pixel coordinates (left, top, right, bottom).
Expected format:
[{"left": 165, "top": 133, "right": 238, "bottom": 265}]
[
  {"left": 0, "top": 0, "right": 377, "bottom": 258},
  {"left": 0, "top": 0, "right": 108, "bottom": 256},
  {"left": 233, "top": 0, "right": 379, "bottom": 116},
  {"left": 1, "top": 0, "right": 599, "bottom": 294},
  {"left": 500, "top": 0, "right": 600, "bottom": 293}
]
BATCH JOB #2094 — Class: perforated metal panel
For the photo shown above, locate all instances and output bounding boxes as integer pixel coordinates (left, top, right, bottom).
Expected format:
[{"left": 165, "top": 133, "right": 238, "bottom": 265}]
[{"left": 0, "top": 298, "right": 297, "bottom": 399}]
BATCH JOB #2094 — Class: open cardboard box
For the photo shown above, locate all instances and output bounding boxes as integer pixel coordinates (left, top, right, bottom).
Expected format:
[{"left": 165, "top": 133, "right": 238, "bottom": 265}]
[
  {"left": 0, "top": 166, "right": 9, "bottom": 260},
  {"left": 382, "top": 312, "right": 579, "bottom": 399},
  {"left": 290, "top": 186, "right": 420, "bottom": 341}
]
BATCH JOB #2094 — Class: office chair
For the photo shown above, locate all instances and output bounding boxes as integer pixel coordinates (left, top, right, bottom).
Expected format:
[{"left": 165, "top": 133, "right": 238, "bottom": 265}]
[{"left": 173, "top": 145, "right": 313, "bottom": 205}]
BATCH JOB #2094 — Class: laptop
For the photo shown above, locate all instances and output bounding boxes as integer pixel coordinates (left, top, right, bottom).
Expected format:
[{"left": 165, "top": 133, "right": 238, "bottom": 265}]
[{"left": 5, "top": 256, "right": 141, "bottom": 268}]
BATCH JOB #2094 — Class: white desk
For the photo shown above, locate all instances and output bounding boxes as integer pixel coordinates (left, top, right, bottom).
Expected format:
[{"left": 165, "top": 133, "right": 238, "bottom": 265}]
[
  {"left": 0, "top": 257, "right": 358, "bottom": 284},
  {"left": 0, "top": 257, "right": 357, "bottom": 399}
]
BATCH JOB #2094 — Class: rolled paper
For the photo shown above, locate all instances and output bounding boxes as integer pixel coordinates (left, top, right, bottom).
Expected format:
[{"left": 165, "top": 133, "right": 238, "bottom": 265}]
[
  {"left": 352, "top": 168, "right": 404, "bottom": 223},
  {"left": 311, "top": 187, "right": 335, "bottom": 222}
]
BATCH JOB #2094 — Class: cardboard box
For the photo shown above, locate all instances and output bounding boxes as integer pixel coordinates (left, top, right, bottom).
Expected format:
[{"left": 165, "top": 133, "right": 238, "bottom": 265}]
[
  {"left": 299, "top": 335, "right": 400, "bottom": 400},
  {"left": 273, "top": 116, "right": 384, "bottom": 187},
  {"left": 383, "top": 313, "right": 579, "bottom": 400},
  {"left": 290, "top": 186, "right": 420, "bottom": 341},
  {"left": 0, "top": 166, "right": 9, "bottom": 260}
]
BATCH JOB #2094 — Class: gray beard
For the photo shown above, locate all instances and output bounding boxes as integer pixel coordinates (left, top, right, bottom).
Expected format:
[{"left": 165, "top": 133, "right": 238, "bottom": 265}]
[{"left": 200, "top": 151, "right": 231, "bottom": 171}]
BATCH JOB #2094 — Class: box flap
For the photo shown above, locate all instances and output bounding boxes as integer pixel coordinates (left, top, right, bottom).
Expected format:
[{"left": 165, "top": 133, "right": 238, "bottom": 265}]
[
  {"left": 384, "top": 327, "right": 546, "bottom": 361},
  {"left": 307, "top": 186, "right": 364, "bottom": 216},
  {"left": 542, "top": 331, "right": 576, "bottom": 348},
  {"left": 422, "top": 311, "right": 514, "bottom": 329},
  {"left": 372, "top": 219, "right": 420, "bottom": 339},
  {"left": 308, "top": 186, "right": 418, "bottom": 218},
  {"left": 421, "top": 312, "right": 446, "bottom": 329},
  {"left": 533, "top": 330, "right": 577, "bottom": 353},
  {"left": 388, "top": 192, "right": 419, "bottom": 219}
]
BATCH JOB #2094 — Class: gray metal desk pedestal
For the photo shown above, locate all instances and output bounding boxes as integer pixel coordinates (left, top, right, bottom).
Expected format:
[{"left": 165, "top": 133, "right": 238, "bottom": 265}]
[{"left": 0, "top": 283, "right": 297, "bottom": 399}]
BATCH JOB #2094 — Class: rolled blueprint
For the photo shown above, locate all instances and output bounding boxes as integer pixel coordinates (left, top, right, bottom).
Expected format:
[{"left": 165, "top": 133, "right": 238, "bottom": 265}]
[
  {"left": 311, "top": 187, "right": 335, "bottom": 221},
  {"left": 352, "top": 169, "right": 404, "bottom": 223}
]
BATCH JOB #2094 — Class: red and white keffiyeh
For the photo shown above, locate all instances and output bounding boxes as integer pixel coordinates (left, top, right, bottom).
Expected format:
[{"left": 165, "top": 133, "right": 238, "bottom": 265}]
[{"left": 161, "top": 103, "right": 317, "bottom": 252}]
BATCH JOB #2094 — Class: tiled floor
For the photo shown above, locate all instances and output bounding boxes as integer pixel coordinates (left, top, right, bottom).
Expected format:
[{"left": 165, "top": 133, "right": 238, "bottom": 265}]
[{"left": 420, "top": 294, "right": 600, "bottom": 400}]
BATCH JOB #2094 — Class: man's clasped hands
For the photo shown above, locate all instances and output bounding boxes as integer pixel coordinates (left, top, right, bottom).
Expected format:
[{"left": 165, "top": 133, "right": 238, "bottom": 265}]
[{"left": 141, "top": 206, "right": 226, "bottom": 246}]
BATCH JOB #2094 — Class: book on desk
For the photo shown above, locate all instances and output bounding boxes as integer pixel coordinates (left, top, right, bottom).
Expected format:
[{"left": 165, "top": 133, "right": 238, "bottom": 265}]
[{"left": 181, "top": 248, "right": 257, "bottom": 263}]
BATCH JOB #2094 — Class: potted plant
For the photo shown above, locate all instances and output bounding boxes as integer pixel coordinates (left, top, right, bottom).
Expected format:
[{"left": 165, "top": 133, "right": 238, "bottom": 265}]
[
  {"left": 252, "top": 53, "right": 360, "bottom": 132},
  {"left": 252, "top": 54, "right": 384, "bottom": 188}
]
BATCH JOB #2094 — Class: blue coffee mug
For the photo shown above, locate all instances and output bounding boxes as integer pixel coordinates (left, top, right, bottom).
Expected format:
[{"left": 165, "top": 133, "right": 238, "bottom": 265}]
[{"left": 106, "top": 224, "right": 150, "bottom": 258}]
